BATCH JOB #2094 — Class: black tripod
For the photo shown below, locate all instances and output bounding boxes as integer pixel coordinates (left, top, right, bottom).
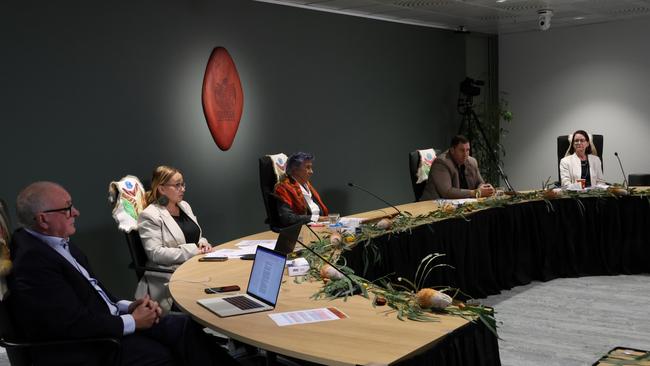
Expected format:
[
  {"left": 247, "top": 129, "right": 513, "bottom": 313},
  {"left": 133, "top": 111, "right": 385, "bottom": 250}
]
[{"left": 457, "top": 95, "right": 514, "bottom": 192}]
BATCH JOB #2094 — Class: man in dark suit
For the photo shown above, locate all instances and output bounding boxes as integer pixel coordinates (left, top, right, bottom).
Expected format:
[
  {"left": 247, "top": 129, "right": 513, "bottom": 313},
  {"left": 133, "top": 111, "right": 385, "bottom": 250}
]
[
  {"left": 8, "top": 181, "right": 237, "bottom": 366},
  {"left": 420, "top": 135, "right": 495, "bottom": 200}
]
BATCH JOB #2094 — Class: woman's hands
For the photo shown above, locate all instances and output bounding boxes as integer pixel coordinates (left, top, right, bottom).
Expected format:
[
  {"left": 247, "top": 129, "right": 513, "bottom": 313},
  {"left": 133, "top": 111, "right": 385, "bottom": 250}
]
[{"left": 198, "top": 242, "right": 214, "bottom": 254}]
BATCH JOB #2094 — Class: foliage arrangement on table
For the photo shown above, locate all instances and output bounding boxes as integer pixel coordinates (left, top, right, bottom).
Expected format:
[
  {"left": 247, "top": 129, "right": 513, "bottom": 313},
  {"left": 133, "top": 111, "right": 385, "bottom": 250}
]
[
  {"left": 292, "top": 185, "right": 649, "bottom": 338},
  {"left": 294, "top": 231, "right": 499, "bottom": 337},
  {"left": 354, "top": 185, "right": 650, "bottom": 245}
]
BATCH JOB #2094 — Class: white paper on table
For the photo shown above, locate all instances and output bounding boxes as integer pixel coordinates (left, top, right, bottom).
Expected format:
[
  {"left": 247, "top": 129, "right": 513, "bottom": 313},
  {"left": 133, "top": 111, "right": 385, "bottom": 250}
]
[
  {"left": 338, "top": 217, "right": 365, "bottom": 227},
  {"left": 565, "top": 183, "right": 583, "bottom": 191},
  {"left": 268, "top": 307, "right": 348, "bottom": 327},
  {"left": 235, "top": 240, "right": 277, "bottom": 248},
  {"left": 436, "top": 198, "right": 478, "bottom": 206},
  {"left": 205, "top": 240, "right": 277, "bottom": 259}
]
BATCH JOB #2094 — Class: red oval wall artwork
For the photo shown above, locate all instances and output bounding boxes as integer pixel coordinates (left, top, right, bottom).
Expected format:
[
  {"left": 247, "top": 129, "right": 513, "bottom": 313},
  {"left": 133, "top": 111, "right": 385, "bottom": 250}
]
[{"left": 201, "top": 47, "right": 244, "bottom": 151}]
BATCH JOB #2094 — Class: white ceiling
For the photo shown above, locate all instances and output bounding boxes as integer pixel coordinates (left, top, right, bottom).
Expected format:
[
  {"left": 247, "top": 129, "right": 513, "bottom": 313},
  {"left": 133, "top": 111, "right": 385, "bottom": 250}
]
[{"left": 255, "top": 0, "right": 650, "bottom": 34}]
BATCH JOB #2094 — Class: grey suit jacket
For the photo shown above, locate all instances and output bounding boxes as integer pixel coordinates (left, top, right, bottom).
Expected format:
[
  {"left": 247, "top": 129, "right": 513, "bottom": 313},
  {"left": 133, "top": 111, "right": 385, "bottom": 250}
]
[{"left": 419, "top": 151, "right": 484, "bottom": 200}]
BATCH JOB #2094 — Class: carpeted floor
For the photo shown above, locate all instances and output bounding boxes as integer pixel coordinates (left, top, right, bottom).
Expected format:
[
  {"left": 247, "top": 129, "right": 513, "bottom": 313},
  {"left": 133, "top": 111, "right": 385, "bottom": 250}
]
[
  {"left": 482, "top": 274, "right": 650, "bottom": 366},
  {"left": 1, "top": 275, "right": 648, "bottom": 366}
]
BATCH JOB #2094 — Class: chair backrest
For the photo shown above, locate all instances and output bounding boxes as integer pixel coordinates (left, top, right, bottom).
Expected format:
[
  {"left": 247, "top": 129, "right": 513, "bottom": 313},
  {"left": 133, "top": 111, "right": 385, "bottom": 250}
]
[
  {"left": 557, "top": 134, "right": 604, "bottom": 182},
  {"left": 107, "top": 175, "right": 164, "bottom": 281},
  {"left": 0, "top": 198, "right": 10, "bottom": 243},
  {"left": 409, "top": 149, "right": 437, "bottom": 201},
  {"left": 0, "top": 200, "right": 30, "bottom": 366},
  {"left": 108, "top": 175, "right": 147, "bottom": 233},
  {"left": 0, "top": 296, "right": 32, "bottom": 366},
  {"left": 409, "top": 151, "right": 426, "bottom": 201},
  {"left": 628, "top": 174, "right": 650, "bottom": 186},
  {"left": 125, "top": 231, "right": 149, "bottom": 281},
  {"left": 259, "top": 156, "right": 283, "bottom": 232},
  {"left": 1, "top": 198, "right": 13, "bottom": 291}
]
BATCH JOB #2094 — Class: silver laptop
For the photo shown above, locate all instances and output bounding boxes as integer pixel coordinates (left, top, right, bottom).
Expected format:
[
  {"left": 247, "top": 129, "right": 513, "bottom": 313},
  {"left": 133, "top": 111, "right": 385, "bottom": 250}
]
[{"left": 197, "top": 246, "right": 286, "bottom": 317}]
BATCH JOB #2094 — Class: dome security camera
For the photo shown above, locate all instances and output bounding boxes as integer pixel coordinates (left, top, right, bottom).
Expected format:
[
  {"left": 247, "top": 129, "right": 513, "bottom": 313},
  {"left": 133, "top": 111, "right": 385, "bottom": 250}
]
[{"left": 537, "top": 9, "right": 553, "bottom": 31}]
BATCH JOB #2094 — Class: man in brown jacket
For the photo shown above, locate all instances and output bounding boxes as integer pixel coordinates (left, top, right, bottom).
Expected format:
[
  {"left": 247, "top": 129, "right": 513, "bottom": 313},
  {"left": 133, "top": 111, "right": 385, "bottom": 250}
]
[{"left": 420, "top": 135, "right": 495, "bottom": 200}]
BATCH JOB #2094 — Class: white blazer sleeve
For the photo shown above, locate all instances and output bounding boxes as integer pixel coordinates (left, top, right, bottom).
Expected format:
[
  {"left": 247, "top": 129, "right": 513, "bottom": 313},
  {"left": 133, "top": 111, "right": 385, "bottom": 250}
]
[
  {"left": 137, "top": 207, "right": 199, "bottom": 266},
  {"left": 590, "top": 155, "right": 605, "bottom": 185},
  {"left": 559, "top": 156, "right": 573, "bottom": 187}
]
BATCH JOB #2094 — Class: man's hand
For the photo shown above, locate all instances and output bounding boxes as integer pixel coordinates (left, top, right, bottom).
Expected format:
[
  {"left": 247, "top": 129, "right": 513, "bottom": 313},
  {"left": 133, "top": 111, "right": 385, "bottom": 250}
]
[
  {"left": 127, "top": 297, "right": 146, "bottom": 314},
  {"left": 478, "top": 184, "right": 495, "bottom": 197},
  {"left": 130, "top": 295, "right": 163, "bottom": 330}
]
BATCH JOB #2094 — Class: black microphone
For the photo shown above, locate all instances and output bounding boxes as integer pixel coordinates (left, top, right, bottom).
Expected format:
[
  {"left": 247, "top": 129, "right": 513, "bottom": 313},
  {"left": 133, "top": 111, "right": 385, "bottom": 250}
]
[
  {"left": 347, "top": 182, "right": 401, "bottom": 215},
  {"left": 614, "top": 152, "right": 629, "bottom": 188},
  {"left": 296, "top": 226, "right": 361, "bottom": 296},
  {"left": 304, "top": 223, "right": 323, "bottom": 242}
]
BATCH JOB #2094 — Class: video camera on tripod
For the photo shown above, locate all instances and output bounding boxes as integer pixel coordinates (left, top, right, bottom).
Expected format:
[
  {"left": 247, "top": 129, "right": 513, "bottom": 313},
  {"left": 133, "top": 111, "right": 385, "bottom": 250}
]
[
  {"left": 457, "top": 77, "right": 485, "bottom": 113},
  {"left": 456, "top": 76, "right": 515, "bottom": 192},
  {"left": 460, "top": 77, "right": 484, "bottom": 97}
]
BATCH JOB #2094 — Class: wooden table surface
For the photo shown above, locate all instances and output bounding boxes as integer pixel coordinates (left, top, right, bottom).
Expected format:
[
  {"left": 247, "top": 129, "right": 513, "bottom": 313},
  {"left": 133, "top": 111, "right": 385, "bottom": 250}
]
[{"left": 169, "top": 200, "right": 473, "bottom": 366}]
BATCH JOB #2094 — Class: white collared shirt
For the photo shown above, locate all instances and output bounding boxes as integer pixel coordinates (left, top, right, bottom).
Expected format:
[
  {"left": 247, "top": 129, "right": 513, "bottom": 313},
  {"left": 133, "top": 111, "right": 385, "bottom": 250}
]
[{"left": 298, "top": 183, "right": 320, "bottom": 222}]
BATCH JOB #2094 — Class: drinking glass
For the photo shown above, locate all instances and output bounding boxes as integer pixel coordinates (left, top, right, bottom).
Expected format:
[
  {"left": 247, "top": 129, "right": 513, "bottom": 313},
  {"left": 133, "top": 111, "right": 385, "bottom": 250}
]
[{"left": 328, "top": 213, "right": 340, "bottom": 226}]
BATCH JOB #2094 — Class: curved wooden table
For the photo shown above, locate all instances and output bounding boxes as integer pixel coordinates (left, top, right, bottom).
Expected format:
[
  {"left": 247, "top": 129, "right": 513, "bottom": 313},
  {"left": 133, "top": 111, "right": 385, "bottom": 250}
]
[{"left": 169, "top": 201, "right": 481, "bottom": 366}]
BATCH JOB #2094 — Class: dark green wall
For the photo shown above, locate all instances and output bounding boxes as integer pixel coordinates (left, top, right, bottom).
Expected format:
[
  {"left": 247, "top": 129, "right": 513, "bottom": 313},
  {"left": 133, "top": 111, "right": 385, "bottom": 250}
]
[{"left": 1, "top": 0, "right": 468, "bottom": 297}]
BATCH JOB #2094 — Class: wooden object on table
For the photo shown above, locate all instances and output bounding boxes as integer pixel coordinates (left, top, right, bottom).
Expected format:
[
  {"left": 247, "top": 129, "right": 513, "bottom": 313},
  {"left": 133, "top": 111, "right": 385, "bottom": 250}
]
[{"left": 593, "top": 346, "right": 650, "bottom": 366}]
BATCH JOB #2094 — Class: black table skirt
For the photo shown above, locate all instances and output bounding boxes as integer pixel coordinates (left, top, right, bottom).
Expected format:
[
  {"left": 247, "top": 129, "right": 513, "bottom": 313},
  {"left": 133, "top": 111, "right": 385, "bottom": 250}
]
[
  {"left": 347, "top": 196, "right": 650, "bottom": 298},
  {"left": 394, "top": 321, "right": 500, "bottom": 366},
  {"left": 345, "top": 196, "right": 650, "bottom": 365}
]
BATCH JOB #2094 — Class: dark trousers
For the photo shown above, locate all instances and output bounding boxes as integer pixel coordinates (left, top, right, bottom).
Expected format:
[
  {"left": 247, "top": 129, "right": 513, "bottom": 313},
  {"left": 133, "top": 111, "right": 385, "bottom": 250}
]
[
  {"left": 28, "top": 314, "right": 237, "bottom": 366},
  {"left": 120, "top": 313, "right": 237, "bottom": 366}
]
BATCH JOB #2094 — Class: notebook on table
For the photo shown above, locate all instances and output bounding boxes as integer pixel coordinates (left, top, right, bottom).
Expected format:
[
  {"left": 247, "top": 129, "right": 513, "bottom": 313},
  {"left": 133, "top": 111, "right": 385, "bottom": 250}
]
[{"left": 197, "top": 246, "right": 286, "bottom": 317}]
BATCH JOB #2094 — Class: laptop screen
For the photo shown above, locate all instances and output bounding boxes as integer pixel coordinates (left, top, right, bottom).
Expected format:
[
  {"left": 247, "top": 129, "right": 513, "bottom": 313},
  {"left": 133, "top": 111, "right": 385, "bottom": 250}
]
[
  {"left": 274, "top": 223, "right": 302, "bottom": 255},
  {"left": 246, "top": 246, "right": 286, "bottom": 306}
]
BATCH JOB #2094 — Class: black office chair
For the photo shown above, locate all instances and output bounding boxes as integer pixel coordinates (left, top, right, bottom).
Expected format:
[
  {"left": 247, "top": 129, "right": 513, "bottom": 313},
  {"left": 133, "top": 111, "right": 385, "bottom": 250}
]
[
  {"left": 259, "top": 156, "right": 284, "bottom": 232},
  {"left": 124, "top": 230, "right": 173, "bottom": 282},
  {"left": 556, "top": 134, "right": 604, "bottom": 184},
  {"left": 628, "top": 174, "right": 650, "bottom": 186},
  {"left": 107, "top": 178, "right": 174, "bottom": 281},
  {"left": 409, "top": 149, "right": 437, "bottom": 202},
  {"left": 409, "top": 151, "right": 426, "bottom": 201}
]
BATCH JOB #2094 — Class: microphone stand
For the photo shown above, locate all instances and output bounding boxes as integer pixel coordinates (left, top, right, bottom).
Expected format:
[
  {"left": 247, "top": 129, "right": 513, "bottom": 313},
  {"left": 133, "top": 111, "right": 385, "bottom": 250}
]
[
  {"left": 614, "top": 152, "right": 629, "bottom": 188},
  {"left": 295, "top": 234, "right": 362, "bottom": 297},
  {"left": 347, "top": 182, "right": 402, "bottom": 216}
]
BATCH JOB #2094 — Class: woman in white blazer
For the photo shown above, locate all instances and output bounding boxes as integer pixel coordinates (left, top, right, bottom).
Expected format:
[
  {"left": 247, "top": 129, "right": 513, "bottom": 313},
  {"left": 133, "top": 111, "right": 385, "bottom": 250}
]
[
  {"left": 559, "top": 130, "right": 605, "bottom": 187},
  {"left": 136, "top": 165, "right": 213, "bottom": 312}
]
